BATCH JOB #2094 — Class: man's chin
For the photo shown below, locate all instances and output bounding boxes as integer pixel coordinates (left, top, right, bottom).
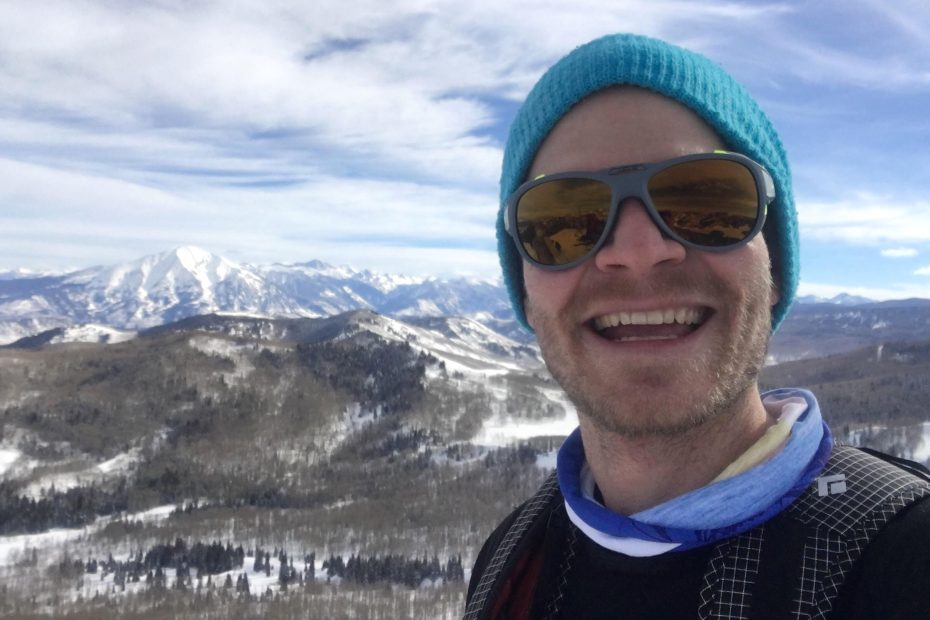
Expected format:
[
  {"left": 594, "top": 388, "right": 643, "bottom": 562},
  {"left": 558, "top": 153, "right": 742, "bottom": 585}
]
[
  {"left": 564, "top": 369, "right": 758, "bottom": 440},
  {"left": 574, "top": 396, "right": 719, "bottom": 439}
]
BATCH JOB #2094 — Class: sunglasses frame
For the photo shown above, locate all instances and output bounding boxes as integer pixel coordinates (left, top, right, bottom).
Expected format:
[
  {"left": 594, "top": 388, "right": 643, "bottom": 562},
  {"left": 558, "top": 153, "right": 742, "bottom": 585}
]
[{"left": 504, "top": 151, "right": 775, "bottom": 271}]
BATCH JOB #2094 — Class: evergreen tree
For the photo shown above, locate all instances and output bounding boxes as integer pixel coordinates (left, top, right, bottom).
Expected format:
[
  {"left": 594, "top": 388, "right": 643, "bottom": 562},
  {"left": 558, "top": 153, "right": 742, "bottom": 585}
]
[
  {"left": 304, "top": 552, "right": 315, "bottom": 582},
  {"left": 153, "top": 566, "right": 166, "bottom": 590},
  {"left": 278, "top": 555, "right": 289, "bottom": 590},
  {"left": 237, "top": 571, "right": 250, "bottom": 596}
]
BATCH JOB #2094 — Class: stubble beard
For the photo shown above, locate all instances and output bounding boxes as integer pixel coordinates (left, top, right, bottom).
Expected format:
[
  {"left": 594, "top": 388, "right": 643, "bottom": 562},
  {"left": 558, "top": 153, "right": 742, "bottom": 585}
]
[{"left": 529, "top": 267, "right": 774, "bottom": 440}]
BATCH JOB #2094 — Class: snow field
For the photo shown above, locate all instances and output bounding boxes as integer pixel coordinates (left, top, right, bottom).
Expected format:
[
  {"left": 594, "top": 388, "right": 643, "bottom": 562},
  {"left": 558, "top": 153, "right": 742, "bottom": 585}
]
[
  {"left": 846, "top": 422, "right": 930, "bottom": 465},
  {"left": 470, "top": 383, "right": 577, "bottom": 447},
  {"left": 0, "top": 447, "right": 21, "bottom": 476},
  {"left": 0, "top": 504, "right": 177, "bottom": 568},
  {"left": 905, "top": 422, "right": 930, "bottom": 463},
  {"left": 17, "top": 447, "right": 144, "bottom": 500},
  {"left": 187, "top": 336, "right": 259, "bottom": 384},
  {"left": 50, "top": 324, "right": 136, "bottom": 345}
]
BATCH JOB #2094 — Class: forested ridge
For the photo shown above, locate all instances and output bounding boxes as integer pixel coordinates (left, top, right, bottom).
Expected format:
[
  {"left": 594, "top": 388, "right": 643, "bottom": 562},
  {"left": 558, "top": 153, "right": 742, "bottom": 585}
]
[
  {"left": 0, "top": 320, "right": 554, "bottom": 617},
  {"left": 760, "top": 340, "right": 930, "bottom": 457}
]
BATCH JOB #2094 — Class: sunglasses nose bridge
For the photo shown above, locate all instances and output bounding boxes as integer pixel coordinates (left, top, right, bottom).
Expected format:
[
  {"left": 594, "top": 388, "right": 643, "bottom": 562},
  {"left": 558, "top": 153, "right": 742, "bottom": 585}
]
[
  {"left": 606, "top": 170, "right": 652, "bottom": 211},
  {"left": 592, "top": 194, "right": 687, "bottom": 271},
  {"left": 602, "top": 174, "right": 659, "bottom": 237}
]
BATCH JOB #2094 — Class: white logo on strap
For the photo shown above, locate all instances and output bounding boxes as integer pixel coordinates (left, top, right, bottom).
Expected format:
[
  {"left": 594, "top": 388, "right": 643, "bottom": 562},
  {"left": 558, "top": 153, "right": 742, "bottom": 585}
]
[{"left": 817, "top": 474, "right": 847, "bottom": 497}]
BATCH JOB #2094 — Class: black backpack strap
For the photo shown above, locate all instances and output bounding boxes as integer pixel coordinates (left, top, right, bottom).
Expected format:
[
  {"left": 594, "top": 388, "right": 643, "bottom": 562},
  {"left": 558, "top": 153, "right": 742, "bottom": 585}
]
[
  {"left": 856, "top": 446, "right": 930, "bottom": 482},
  {"left": 790, "top": 446, "right": 930, "bottom": 619},
  {"left": 464, "top": 472, "right": 560, "bottom": 620},
  {"left": 744, "top": 445, "right": 930, "bottom": 620}
]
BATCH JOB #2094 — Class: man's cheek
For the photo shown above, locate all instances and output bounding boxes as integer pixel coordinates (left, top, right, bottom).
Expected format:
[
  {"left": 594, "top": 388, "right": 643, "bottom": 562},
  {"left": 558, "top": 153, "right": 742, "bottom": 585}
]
[{"left": 524, "top": 294, "right": 538, "bottom": 331}]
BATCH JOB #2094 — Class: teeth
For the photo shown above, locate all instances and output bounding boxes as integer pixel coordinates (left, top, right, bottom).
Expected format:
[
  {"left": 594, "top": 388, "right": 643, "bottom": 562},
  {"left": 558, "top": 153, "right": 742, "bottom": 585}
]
[
  {"left": 619, "top": 335, "right": 679, "bottom": 342},
  {"left": 646, "top": 310, "right": 663, "bottom": 325},
  {"left": 593, "top": 307, "right": 705, "bottom": 330}
]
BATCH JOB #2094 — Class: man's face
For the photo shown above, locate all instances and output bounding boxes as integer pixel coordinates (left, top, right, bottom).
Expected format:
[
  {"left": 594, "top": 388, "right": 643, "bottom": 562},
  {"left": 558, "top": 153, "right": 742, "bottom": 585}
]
[{"left": 523, "top": 87, "right": 777, "bottom": 438}]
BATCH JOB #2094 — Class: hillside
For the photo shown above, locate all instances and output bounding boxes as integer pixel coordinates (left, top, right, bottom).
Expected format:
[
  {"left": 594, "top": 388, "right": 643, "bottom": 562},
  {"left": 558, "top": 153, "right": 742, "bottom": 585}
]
[
  {"left": 761, "top": 340, "right": 930, "bottom": 459},
  {"left": 767, "top": 300, "right": 930, "bottom": 362},
  {"left": 0, "top": 312, "right": 564, "bottom": 618},
  {"left": 2, "top": 310, "right": 930, "bottom": 617}
]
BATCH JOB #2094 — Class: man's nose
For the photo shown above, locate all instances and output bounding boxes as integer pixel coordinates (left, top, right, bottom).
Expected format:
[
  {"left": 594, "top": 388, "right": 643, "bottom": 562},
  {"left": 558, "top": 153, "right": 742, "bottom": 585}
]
[{"left": 592, "top": 199, "right": 687, "bottom": 272}]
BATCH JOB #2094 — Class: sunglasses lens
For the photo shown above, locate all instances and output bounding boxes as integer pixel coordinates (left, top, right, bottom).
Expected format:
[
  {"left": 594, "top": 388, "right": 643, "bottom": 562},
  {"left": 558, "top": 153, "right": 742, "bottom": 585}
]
[
  {"left": 648, "top": 159, "right": 760, "bottom": 247},
  {"left": 515, "top": 178, "right": 612, "bottom": 265}
]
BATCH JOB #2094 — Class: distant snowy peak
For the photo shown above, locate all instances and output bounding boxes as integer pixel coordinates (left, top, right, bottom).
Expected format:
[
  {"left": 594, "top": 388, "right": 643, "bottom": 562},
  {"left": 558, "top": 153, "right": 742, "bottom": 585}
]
[
  {"left": 797, "top": 293, "right": 875, "bottom": 306},
  {"left": 57, "top": 246, "right": 308, "bottom": 329},
  {"left": 273, "top": 259, "right": 360, "bottom": 281},
  {"left": 0, "top": 247, "right": 518, "bottom": 345},
  {"left": 68, "top": 246, "right": 259, "bottom": 297},
  {"left": 0, "top": 268, "right": 60, "bottom": 280},
  {"left": 352, "top": 269, "right": 427, "bottom": 294},
  {"left": 266, "top": 260, "right": 427, "bottom": 295}
]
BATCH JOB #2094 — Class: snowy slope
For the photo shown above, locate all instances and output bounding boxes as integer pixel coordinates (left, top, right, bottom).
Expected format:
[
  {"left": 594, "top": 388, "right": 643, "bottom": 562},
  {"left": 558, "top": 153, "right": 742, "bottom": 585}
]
[
  {"left": 0, "top": 317, "right": 71, "bottom": 346},
  {"left": 143, "top": 310, "right": 540, "bottom": 374},
  {"left": 49, "top": 325, "right": 136, "bottom": 345}
]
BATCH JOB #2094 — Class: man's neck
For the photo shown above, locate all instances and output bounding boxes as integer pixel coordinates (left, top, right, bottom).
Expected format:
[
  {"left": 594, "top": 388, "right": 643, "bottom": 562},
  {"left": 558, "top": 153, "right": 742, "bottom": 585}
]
[{"left": 579, "top": 386, "right": 772, "bottom": 516}]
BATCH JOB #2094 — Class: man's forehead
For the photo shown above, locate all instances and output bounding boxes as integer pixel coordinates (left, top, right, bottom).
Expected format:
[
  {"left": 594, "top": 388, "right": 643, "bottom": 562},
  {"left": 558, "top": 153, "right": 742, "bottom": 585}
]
[{"left": 527, "top": 86, "right": 726, "bottom": 178}]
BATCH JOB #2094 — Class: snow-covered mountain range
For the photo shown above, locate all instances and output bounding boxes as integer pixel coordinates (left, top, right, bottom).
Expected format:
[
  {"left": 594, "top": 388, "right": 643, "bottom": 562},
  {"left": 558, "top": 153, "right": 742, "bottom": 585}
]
[
  {"left": 795, "top": 293, "right": 874, "bottom": 306},
  {"left": 0, "top": 246, "right": 513, "bottom": 345},
  {"left": 7, "top": 246, "right": 930, "bottom": 360}
]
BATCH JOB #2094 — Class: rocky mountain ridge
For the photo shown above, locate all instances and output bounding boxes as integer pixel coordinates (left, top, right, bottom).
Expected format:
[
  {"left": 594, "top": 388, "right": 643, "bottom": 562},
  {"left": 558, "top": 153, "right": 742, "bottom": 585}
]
[{"left": 0, "top": 246, "right": 514, "bottom": 345}]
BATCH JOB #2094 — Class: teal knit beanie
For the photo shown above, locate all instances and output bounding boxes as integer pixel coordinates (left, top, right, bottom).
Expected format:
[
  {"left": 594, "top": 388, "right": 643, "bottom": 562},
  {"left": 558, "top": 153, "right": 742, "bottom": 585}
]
[{"left": 498, "top": 33, "right": 797, "bottom": 333}]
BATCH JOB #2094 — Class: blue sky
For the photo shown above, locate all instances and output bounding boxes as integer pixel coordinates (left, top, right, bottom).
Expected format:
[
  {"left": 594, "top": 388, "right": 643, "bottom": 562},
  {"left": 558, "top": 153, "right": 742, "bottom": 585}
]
[{"left": 2, "top": 0, "right": 930, "bottom": 299}]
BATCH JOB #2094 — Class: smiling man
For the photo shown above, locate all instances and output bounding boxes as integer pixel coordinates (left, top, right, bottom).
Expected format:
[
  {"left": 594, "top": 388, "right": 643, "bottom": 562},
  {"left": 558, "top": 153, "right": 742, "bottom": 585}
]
[{"left": 464, "top": 34, "right": 930, "bottom": 620}]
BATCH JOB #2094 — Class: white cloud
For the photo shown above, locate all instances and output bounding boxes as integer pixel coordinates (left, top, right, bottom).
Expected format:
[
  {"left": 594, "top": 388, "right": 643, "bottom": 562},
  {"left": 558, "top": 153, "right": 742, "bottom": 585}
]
[
  {"left": 767, "top": 36, "right": 930, "bottom": 90},
  {"left": 857, "top": 0, "right": 930, "bottom": 47},
  {"left": 0, "top": 158, "right": 197, "bottom": 219},
  {"left": 916, "top": 266, "right": 930, "bottom": 276},
  {"left": 0, "top": 1, "right": 509, "bottom": 189},
  {"left": 1, "top": 0, "right": 928, "bottom": 283},
  {"left": 798, "top": 194, "right": 930, "bottom": 244},
  {"left": 0, "top": 0, "right": 805, "bottom": 275},
  {"left": 0, "top": 157, "right": 501, "bottom": 275},
  {"left": 0, "top": 0, "right": 799, "bottom": 187},
  {"left": 881, "top": 248, "right": 918, "bottom": 258},
  {"left": 741, "top": 1, "right": 930, "bottom": 90}
]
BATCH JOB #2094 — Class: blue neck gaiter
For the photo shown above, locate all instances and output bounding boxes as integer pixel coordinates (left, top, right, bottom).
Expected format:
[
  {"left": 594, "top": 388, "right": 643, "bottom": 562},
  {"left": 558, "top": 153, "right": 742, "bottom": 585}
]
[{"left": 557, "top": 388, "right": 833, "bottom": 556}]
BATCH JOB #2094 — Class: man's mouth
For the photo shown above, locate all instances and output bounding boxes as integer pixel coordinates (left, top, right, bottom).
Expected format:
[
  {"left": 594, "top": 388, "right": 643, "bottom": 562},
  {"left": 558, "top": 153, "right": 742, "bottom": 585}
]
[{"left": 590, "top": 307, "right": 710, "bottom": 342}]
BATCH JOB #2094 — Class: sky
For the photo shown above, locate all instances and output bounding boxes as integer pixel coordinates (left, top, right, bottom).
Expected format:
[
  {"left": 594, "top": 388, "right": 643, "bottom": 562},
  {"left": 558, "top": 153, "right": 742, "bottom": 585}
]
[{"left": 2, "top": 0, "right": 930, "bottom": 300}]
